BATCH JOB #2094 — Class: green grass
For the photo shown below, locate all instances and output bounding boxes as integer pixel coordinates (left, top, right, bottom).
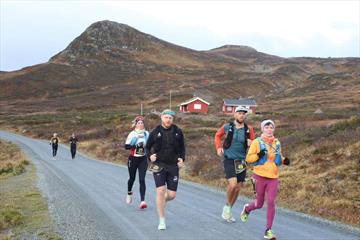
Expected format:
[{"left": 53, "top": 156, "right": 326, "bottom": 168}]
[{"left": 0, "top": 207, "right": 23, "bottom": 229}]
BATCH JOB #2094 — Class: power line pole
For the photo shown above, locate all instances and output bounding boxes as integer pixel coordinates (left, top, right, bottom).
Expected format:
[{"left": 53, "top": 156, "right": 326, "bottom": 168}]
[{"left": 169, "top": 90, "right": 172, "bottom": 110}]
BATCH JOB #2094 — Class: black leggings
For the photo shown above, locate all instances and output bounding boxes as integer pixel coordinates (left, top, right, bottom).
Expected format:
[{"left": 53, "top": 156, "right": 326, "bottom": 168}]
[
  {"left": 127, "top": 156, "right": 148, "bottom": 201},
  {"left": 52, "top": 145, "right": 58, "bottom": 157},
  {"left": 71, "top": 145, "right": 76, "bottom": 159}
]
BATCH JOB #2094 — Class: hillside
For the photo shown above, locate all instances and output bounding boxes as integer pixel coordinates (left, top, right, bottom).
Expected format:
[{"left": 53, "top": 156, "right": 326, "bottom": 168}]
[{"left": 0, "top": 20, "right": 359, "bottom": 116}]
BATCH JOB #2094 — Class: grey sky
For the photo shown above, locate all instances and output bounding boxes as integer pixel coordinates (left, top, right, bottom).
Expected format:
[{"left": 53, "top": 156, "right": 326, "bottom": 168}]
[{"left": 1, "top": 0, "right": 359, "bottom": 71}]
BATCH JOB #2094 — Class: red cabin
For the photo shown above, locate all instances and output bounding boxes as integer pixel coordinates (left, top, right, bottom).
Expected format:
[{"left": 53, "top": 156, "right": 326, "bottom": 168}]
[{"left": 179, "top": 97, "right": 210, "bottom": 114}]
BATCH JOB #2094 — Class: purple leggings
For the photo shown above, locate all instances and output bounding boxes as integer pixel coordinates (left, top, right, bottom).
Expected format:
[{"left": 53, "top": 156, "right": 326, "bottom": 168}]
[{"left": 245, "top": 174, "right": 279, "bottom": 229}]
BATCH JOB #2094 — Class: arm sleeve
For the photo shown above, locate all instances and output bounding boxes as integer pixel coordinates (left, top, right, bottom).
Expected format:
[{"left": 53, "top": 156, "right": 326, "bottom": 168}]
[
  {"left": 245, "top": 139, "right": 260, "bottom": 164},
  {"left": 249, "top": 126, "right": 255, "bottom": 140},
  {"left": 178, "top": 129, "right": 186, "bottom": 161},
  {"left": 214, "top": 125, "right": 226, "bottom": 150}
]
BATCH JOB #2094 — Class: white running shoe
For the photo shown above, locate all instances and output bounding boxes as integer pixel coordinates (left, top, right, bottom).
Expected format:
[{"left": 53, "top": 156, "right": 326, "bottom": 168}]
[
  {"left": 126, "top": 194, "right": 132, "bottom": 204},
  {"left": 158, "top": 218, "right": 166, "bottom": 230},
  {"left": 228, "top": 215, "right": 236, "bottom": 223},
  {"left": 222, "top": 205, "right": 235, "bottom": 223},
  {"left": 222, "top": 205, "right": 230, "bottom": 220}
]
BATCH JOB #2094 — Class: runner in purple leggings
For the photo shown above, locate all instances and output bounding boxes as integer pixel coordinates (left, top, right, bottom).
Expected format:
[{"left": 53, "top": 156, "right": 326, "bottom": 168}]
[{"left": 240, "top": 119, "right": 290, "bottom": 239}]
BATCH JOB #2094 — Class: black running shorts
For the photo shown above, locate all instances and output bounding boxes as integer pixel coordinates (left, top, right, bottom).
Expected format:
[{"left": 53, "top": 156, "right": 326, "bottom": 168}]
[
  {"left": 223, "top": 159, "right": 246, "bottom": 183},
  {"left": 153, "top": 165, "right": 179, "bottom": 191}
]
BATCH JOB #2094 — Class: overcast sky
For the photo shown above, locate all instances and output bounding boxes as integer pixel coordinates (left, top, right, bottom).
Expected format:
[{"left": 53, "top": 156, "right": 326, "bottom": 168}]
[{"left": 1, "top": 0, "right": 359, "bottom": 71}]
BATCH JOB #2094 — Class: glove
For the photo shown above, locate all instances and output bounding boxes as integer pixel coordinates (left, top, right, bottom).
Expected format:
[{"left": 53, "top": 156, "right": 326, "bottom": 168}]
[
  {"left": 258, "top": 149, "right": 266, "bottom": 158},
  {"left": 283, "top": 157, "right": 290, "bottom": 165}
]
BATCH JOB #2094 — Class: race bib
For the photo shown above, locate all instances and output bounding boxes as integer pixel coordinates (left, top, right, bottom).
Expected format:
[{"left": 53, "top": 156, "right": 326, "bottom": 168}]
[
  {"left": 149, "top": 163, "right": 163, "bottom": 173},
  {"left": 234, "top": 159, "right": 246, "bottom": 174},
  {"left": 135, "top": 146, "right": 145, "bottom": 155}
]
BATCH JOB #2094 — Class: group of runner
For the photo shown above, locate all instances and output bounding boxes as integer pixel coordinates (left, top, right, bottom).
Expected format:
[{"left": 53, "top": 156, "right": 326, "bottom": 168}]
[
  {"left": 49, "top": 132, "right": 79, "bottom": 160},
  {"left": 125, "top": 109, "right": 185, "bottom": 230},
  {"left": 48, "top": 107, "right": 290, "bottom": 239},
  {"left": 124, "top": 107, "right": 290, "bottom": 239}
]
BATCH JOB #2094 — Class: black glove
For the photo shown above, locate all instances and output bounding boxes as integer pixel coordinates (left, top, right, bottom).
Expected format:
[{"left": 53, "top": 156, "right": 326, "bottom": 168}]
[
  {"left": 258, "top": 149, "right": 266, "bottom": 158},
  {"left": 283, "top": 157, "right": 290, "bottom": 165}
]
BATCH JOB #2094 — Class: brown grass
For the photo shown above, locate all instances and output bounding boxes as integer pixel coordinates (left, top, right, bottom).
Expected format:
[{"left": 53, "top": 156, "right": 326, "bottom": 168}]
[
  {"left": 0, "top": 140, "right": 29, "bottom": 176},
  {"left": 0, "top": 140, "right": 61, "bottom": 239}
]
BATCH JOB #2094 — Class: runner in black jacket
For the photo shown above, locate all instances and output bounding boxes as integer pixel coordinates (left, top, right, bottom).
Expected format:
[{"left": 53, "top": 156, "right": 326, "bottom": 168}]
[
  {"left": 69, "top": 133, "right": 79, "bottom": 159},
  {"left": 146, "top": 109, "right": 185, "bottom": 230}
]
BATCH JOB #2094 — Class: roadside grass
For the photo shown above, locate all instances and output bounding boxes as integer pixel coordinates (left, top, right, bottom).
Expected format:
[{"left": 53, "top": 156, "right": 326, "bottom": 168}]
[
  {"left": 278, "top": 116, "right": 360, "bottom": 226},
  {"left": 0, "top": 140, "right": 62, "bottom": 240},
  {"left": 0, "top": 140, "right": 29, "bottom": 177}
]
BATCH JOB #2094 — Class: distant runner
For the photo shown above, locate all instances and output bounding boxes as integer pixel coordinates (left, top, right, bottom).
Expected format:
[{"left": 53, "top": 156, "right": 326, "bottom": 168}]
[
  {"left": 49, "top": 133, "right": 59, "bottom": 160},
  {"left": 69, "top": 133, "right": 79, "bottom": 159}
]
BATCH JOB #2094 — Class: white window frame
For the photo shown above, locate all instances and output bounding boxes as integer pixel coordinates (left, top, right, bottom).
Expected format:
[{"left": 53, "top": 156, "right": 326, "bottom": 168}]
[{"left": 194, "top": 104, "right": 202, "bottom": 110}]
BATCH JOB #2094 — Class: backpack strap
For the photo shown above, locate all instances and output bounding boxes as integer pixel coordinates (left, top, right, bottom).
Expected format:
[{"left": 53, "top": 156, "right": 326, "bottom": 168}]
[
  {"left": 274, "top": 139, "right": 282, "bottom": 166},
  {"left": 252, "top": 137, "right": 268, "bottom": 166},
  {"left": 223, "top": 122, "right": 234, "bottom": 149},
  {"left": 244, "top": 123, "right": 250, "bottom": 150},
  {"left": 253, "top": 138, "right": 282, "bottom": 166}
]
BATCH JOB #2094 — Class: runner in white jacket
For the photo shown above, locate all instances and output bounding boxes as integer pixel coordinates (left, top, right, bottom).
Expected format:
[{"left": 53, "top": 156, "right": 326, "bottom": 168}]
[{"left": 124, "top": 116, "right": 149, "bottom": 209}]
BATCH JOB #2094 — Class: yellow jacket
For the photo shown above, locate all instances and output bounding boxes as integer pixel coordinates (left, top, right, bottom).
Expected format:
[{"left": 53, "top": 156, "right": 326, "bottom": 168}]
[{"left": 245, "top": 137, "right": 284, "bottom": 179}]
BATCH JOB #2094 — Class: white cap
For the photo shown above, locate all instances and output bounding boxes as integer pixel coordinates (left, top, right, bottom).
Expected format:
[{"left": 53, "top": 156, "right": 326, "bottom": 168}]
[
  {"left": 261, "top": 119, "right": 275, "bottom": 131},
  {"left": 235, "top": 106, "right": 248, "bottom": 113}
]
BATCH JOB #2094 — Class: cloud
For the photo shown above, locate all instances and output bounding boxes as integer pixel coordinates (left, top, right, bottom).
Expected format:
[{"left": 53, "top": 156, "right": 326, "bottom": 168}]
[{"left": 105, "top": 0, "right": 359, "bottom": 48}]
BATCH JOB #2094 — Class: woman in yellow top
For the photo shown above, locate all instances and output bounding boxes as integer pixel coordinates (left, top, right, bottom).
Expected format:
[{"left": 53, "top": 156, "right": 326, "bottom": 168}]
[{"left": 240, "top": 120, "right": 290, "bottom": 240}]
